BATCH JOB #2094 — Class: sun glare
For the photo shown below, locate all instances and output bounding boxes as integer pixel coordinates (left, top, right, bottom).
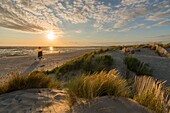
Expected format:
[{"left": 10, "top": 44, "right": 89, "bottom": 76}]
[
  {"left": 47, "top": 31, "right": 55, "bottom": 41},
  {"left": 49, "top": 46, "right": 53, "bottom": 51}
]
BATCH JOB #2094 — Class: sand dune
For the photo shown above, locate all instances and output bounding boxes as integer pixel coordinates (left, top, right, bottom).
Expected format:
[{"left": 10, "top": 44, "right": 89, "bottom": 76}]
[
  {"left": 0, "top": 89, "right": 152, "bottom": 113},
  {"left": 0, "top": 89, "right": 70, "bottom": 113},
  {"left": 73, "top": 96, "right": 152, "bottom": 113},
  {"left": 0, "top": 47, "right": 169, "bottom": 113},
  {"left": 106, "top": 48, "right": 170, "bottom": 86},
  {"left": 132, "top": 49, "right": 170, "bottom": 86}
]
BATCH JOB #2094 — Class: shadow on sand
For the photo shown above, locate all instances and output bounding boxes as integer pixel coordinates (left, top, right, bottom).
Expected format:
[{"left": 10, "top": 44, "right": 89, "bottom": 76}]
[{"left": 22, "top": 61, "right": 40, "bottom": 74}]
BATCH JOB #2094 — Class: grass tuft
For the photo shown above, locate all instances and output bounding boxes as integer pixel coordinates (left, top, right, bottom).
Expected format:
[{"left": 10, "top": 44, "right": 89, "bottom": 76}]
[
  {"left": 67, "top": 69, "right": 130, "bottom": 99},
  {"left": 133, "top": 76, "right": 168, "bottom": 113},
  {"left": 0, "top": 72, "right": 60, "bottom": 94}
]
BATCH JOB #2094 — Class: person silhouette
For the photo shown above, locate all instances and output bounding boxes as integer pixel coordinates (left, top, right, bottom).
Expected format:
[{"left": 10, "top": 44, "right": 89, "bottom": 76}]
[{"left": 38, "top": 47, "right": 43, "bottom": 60}]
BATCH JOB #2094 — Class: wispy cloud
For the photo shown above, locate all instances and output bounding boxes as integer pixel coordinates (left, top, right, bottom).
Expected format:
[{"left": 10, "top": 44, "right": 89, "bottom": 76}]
[
  {"left": 147, "top": 9, "right": 170, "bottom": 21},
  {"left": 0, "top": 0, "right": 170, "bottom": 33},
  {"left": 75, "top": 30, "right": 82, "bottom": 33},
  {"left": 147, "top": 34, "right": 170, "bottom": 39},
  {"left": 154, "top": 19, "right": 170, "bottom": 26}
]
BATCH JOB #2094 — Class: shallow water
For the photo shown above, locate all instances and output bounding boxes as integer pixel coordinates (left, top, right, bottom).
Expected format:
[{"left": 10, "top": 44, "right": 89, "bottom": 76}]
[{"left": 0, "top": 46, "right": 97, "bottom": 58}]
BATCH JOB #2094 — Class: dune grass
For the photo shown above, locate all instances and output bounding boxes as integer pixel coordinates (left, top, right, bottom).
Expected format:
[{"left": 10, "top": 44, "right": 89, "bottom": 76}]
[
  {"left": 67, "top": 69, "right": 130, "bottom": 99},
  {"left": 49, "top": 52, "right": 114, "bottom": 79},
  {"left": 67, "top": 70, "right": 169, "bottom": 113},
  {"left": 0, "top": 72, "right": 60, "bottom": 94},
  {"left": 133, "top": 76, "right": 168, "bottom": 113},
  {"left": 124, "top": 56, "right": 153, "bottom": 76}
]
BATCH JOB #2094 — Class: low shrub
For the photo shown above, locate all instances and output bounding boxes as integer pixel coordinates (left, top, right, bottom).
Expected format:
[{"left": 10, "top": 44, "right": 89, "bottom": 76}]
[
  {"left": 124, "top": 56, "right": 153, "bottom": 76},
  {"left": 0, "top": 72, "right": 60, "bottom": 94},
  {"left": 67, "top": 69, "right": 130, "bottom": 99}
]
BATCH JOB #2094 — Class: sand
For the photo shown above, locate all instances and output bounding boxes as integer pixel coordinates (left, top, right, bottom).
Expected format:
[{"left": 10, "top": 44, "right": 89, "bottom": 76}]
[
  {"left": 0, "top": 89, "right": 152, "bottom": 113},
  {"left": 105, "top": 48, "right": 170, "bottom": 86},
  {"left": 0, "top": 88, "right": 70, "bottom": 113},
  {"left": 132, "top": 48, "right": 170, "bottom": 86},
  {"left": 0, "top": 49, "right": 94, "bottom": 84},
  {"left": 0, "top": 47, "right": 169, "bottom": 113},
  {"left": 73, "top": 96, "right": 152, "bottom": 113}
]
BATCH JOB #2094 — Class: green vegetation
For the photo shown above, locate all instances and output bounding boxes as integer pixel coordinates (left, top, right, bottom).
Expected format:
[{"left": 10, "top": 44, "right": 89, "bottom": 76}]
[
  {"left": 124, "top": 56, "right": 153, "bottom": 76},
  {"left": 67, "top": 69, "right": 129, "bottom": 99},
  {"left": 0, "top": 72, "right": 60, "bottom": 94},
  {"left": 49, "top": 53, "right": 114, "bottom": 79},
  {"left": 96, "top": 46, "right": 123, "bottom": 54},
  {"left": 133, "top": 76, "right": 167, "bottom": 113}
]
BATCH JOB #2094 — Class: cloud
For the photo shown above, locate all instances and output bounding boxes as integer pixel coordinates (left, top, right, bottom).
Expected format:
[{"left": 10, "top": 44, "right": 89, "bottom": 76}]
[
  {"left": 121, "top": 0, "right": 146, "bottom": 5},
  {"left": 154, "top": 19, "right": 170, "bottom": 26},
  {"left": 120, "top": 24, "right": 146, "bottom": 32},
  {"left": 147, "top": 34, "right": 170, "bottom": 39},
  {"left": 75, "top": 30, "right": 82, "bottom": 33},
  {"left": 0, "top": 0, "right": 170, "bottom": 33},
  {"left": 147, "top": 9, "right": 170, "bottom": 21}
]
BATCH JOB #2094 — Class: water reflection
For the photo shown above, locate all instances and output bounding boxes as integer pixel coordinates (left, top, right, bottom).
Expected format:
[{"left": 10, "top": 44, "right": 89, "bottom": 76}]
[{"left": 49, "top": 46, "right": 53, "bottom": 51}]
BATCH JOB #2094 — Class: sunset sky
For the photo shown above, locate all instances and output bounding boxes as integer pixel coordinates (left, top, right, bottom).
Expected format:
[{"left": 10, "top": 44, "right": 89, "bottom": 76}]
[{"left": 0, "top": 0, "right": 170, "bottom": 46}]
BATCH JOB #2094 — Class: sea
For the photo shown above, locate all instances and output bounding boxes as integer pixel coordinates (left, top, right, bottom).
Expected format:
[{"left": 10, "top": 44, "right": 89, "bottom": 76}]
[{"left": 0, "top": 46, "right": 98, "bottom": 58}]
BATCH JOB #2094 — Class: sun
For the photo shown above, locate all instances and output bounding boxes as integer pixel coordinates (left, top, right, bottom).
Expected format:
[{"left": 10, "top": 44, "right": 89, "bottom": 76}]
[{"left": 47, "top": 31, "right": 55, "bottom": 40}]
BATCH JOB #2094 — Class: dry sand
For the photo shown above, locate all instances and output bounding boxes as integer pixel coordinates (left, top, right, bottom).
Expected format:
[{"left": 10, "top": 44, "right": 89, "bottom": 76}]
[
  {"left": 0, "top": 89, "right": 152, "bottom": 113},
  {"left": 73, "top": 96, "right": 152, "bottom": 113},
  {"left": 0, "top": 49, "right": 94, "bottom": 83},
  {"left": 105, "top": 48, "right": 170, "bottom": 86},
  {"left": 0, "top": 48, "right": 169, "bottom": 113},
  {"left": 0, "top": 88, "right": 70, "bottom": 113},
  {"left": 132, "top": 48, "right": 170, "bottom": 86}
]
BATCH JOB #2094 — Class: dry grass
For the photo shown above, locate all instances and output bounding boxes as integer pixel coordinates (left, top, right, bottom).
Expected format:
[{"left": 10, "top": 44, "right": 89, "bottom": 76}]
[
  {"left": 0, "top": 72, "right": 60, "bottom": 94},
  {"left": 133, "top": 76, "right": 169, "bottom": 113},
  {"left": 67, "top": 69, "right": 130, "bottom": 99}
]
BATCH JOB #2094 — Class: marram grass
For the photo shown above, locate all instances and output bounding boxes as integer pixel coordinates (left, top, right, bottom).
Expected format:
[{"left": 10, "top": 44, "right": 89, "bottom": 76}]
[
  {"left": 133, "top": 76, "right": 169, "bottom": 113},
  {"left": 67, "top": 69, "right": 130, "bottom": 99},
  {"left": 0, "top": 72, "right": 60, "bottom": 94}
]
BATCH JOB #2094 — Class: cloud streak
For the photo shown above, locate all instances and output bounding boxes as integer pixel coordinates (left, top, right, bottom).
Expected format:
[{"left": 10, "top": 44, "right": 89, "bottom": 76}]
[{"left": 0, "top": 0, "right": 170, "bottom": 33}]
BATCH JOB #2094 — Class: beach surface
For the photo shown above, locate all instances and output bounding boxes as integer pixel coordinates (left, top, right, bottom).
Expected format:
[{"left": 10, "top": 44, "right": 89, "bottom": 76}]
[
  {"left": 0, "top": 47, "right": 169, "bottom": 113},
  {"left": 0, "top": 49, "right": 95, "bottom": 83},
  {"left": 0, "top": 88, "right": 152, "bottom": 113}
]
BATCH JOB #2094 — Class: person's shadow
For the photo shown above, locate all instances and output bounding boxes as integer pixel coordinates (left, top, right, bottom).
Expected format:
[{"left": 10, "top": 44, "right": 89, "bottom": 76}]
[{"left": 22, "top": 61, "right": 40, "bottom": 75}]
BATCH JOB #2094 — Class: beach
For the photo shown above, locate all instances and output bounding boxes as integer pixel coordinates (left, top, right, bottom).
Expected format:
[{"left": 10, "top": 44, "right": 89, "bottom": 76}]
[
  {"left": 0, "top": 46, "right": 169, "bottom": 113},
  {"left": 0, "top": 49, "right": 95, "bottom": 83}
]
